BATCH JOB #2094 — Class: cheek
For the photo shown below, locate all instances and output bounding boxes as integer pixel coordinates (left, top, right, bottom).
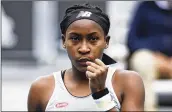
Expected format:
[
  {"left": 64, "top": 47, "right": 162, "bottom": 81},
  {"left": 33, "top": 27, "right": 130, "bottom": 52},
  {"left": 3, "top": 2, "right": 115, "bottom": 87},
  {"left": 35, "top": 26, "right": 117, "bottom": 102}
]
[
  {"left": 66, "top": 44, "right": 77, "bottom": 59},
  {"left": 68, "top": 50, "right": 76, "bottom": 57},
  {"left": 92, "top": 42, "right": 106, "bottom": 57},
  {"left": 93, "top": 48, "right": 104, "bottom": 57}
]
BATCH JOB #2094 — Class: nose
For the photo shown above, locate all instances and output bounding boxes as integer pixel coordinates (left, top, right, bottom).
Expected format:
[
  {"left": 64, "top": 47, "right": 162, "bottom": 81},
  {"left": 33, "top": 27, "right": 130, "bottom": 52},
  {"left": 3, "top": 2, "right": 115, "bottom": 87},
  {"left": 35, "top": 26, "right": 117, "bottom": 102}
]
[{"left": 78, "top": 41, "right": 90, "bottom": 55}]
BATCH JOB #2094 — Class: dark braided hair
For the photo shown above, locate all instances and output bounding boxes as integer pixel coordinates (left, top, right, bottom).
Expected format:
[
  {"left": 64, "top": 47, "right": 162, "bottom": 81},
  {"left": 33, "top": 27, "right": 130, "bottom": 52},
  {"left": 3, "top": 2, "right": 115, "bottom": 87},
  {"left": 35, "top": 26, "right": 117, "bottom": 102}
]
[
  {"left": 65, "top": 3, "right": 103, "bottom": 14},
  {"left": 60, "top": 3, "right": 110, "bottom": 35},
  {"left": 60, "top": 3, "right": 116, "bottom": 65}
]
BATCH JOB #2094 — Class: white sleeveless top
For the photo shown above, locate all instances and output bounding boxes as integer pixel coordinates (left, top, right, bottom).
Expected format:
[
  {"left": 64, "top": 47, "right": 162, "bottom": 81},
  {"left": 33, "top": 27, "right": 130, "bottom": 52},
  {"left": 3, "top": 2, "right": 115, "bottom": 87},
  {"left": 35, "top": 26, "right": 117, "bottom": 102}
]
[{"left": 45, "top": 66, "right": 121, "bottom": 111}]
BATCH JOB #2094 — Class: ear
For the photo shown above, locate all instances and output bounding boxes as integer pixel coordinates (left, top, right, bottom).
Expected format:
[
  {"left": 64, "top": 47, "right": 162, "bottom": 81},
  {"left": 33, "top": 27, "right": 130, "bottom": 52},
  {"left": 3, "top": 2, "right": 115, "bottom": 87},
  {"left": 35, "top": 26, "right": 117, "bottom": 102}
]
[
  {"left": 105, "top": 36, "right": 110, "bottom": 49},
  {"left": 61, "top": 34, "right": 66, "bottom": 48}
]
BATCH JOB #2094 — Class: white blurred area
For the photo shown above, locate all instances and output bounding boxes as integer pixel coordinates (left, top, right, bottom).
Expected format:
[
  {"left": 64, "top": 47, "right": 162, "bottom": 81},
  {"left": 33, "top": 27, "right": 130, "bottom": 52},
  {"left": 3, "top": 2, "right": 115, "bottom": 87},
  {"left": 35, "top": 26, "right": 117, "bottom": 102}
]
[
  {"left": 2, "top": 1, "right": 71, "bottom": 111},
  {"left": 2, "top": 1, "right": 172, "bottom": 111},
  {"left": 105, "top": 1, "right": 138, "bottom": 69},
  {"left": 32, "top": 1, "right": 59, "bottom": 65},
  {"left": 2, "top": 6, "right": 18, "bottom": 48}
]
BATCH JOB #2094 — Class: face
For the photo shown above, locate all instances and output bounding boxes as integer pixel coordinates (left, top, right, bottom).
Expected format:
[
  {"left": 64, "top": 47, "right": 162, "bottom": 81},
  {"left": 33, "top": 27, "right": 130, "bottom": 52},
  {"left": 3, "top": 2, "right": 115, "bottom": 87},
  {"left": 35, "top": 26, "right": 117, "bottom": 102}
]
[{"left": 62, "top": 19, "right": 110, "bottom": 72}]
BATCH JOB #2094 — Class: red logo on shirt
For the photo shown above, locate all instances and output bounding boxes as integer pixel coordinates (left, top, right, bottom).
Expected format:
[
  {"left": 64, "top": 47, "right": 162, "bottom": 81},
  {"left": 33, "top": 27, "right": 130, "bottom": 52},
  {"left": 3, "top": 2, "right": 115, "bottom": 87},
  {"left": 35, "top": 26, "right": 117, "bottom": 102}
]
[{"left": 55, "top": 102, "right": 68, "bottom": 108}]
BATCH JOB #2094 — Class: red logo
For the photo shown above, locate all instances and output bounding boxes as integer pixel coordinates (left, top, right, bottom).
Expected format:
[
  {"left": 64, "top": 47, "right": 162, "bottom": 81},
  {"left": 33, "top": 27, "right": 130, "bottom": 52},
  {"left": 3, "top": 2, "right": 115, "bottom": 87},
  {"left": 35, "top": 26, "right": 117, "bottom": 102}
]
[{"left": 55, "top": 102, "right": 68, "bottom": 108}]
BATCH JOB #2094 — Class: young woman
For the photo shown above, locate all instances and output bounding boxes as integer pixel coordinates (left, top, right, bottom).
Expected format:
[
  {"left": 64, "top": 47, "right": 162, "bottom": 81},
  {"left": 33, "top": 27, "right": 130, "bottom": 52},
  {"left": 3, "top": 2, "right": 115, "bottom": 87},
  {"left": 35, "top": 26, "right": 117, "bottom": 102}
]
[{"left": 28, "top": 3, "right": 145, "bottom": 111}]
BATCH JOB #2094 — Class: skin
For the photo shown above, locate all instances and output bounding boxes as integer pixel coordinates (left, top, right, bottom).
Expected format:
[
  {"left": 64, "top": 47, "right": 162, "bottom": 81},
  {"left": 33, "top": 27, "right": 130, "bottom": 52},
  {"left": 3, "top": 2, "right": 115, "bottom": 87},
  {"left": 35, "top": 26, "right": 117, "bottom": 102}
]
[
  {"left": 153, "top": 52, "right": 172, "bottom": 78},
  {"left": 156, "top": 1, "right": 172, "bottom": 77},
  {"left": 28, "top": 19, "right": 145, "bottom": 111}
]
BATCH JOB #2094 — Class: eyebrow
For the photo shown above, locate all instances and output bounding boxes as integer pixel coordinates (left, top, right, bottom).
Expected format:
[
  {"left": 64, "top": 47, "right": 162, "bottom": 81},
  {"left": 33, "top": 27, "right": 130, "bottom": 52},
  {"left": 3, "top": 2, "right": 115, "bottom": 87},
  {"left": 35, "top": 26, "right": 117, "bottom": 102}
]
[
  {"left": 87, "top": 32, "right": 97, "bottom": 36},
  {"left": 69, "top": 32, "right": 98, "bottom": 36}
]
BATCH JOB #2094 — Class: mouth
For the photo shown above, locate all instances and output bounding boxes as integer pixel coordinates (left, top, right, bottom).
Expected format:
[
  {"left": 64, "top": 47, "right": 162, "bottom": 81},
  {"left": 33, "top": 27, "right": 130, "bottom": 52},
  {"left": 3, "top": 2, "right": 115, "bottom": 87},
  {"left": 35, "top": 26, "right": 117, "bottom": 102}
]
[{"left": 77, "top": 58, "right": 92, "bottom": 66}]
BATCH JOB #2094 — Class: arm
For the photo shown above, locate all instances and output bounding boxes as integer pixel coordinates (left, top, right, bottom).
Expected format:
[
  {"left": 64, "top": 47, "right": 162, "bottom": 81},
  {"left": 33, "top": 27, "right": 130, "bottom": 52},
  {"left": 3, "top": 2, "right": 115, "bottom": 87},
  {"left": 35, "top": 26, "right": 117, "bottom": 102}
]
[
  {"left": 86, "top": 59, "right": 119, "bottom": 111},
  {"left": 154, "top": 52, "right": 172, "bottom": 76},
  {"left": 28, "top": 75, "right": 54, "bottom": 111},
  {"left": 120, "top": 71, "right": 145, "bottom": 111},
  {"left": 27, "top": 80, "right": 42, "bottom": 111}
]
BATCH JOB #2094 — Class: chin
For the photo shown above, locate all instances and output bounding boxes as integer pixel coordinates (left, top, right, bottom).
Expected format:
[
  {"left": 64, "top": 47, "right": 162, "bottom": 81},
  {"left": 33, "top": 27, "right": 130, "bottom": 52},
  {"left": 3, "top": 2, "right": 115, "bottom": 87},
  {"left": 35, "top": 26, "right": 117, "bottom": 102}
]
[
  {"left": 72, "top": 62, "right": 87, "bottom": 72},
  {"left": 77, "top": 66, "right": 87, "bottom": 73}
]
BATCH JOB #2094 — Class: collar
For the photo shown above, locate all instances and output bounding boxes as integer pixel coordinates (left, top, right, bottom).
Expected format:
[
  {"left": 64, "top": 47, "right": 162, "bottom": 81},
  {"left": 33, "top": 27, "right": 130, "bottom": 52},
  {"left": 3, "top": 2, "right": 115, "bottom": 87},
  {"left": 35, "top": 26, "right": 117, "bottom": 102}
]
[{"left": 102, "top": 53, "right": 116, "bottom": 65}]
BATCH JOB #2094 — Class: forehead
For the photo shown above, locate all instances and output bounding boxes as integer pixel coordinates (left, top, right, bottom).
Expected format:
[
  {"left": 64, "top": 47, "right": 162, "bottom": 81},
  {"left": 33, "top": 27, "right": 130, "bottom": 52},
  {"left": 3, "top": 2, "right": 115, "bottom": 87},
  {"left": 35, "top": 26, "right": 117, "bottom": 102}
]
[{"left": 66, "top": 19, "right": 104, "bottom": 34}]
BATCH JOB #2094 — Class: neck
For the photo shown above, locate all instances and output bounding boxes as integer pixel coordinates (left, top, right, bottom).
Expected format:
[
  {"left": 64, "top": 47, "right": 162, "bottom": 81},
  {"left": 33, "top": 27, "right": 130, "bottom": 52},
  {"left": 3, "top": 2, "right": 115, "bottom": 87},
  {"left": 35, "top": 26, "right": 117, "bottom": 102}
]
[{"left": 69, "top": 65, "right": 89, "bottom": 84}]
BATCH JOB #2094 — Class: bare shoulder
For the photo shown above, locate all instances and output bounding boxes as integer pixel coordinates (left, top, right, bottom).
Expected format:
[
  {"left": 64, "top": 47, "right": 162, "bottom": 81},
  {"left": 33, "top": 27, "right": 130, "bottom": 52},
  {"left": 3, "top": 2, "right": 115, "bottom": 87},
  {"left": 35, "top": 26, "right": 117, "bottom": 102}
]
[
  {"left": 115, "top": 69, "right": 143, "bottom": 85},
  {"left": 114, "top": 69, "right": 144, "bottom": 91},
  {"left": 29, "top": 74, "right": 55, "bottom": 101},
  {"left": 113, "top": 69, "right": 145, "bottom": 110},
  {"left": 28, "top": 74, "right": 55, "bottom": 111},
  {"left": 31, "top": 74, "right": 54, "bottom": 90}
]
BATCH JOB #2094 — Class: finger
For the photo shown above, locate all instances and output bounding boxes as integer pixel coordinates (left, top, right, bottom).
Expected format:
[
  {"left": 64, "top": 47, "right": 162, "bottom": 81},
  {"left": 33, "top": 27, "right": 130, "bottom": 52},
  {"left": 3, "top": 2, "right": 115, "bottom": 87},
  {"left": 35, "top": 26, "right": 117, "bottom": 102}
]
[
  {"left": 95, "top": 58, "right": 106, "bottom": 67},
  {"left": 86, "top": 71, "right": 96, "bottom": 79},
  {"left": 95, "top": 59, "right": 109, "bottom": 73},
  {"left": 87, "top": 65, "right": 103, "bottom": 76},
  {"left": 87, "top": 66, "right": 97, "bottom": 73},
  {"left": 86, "top": 61, "right": 100, "bottom": 69}
]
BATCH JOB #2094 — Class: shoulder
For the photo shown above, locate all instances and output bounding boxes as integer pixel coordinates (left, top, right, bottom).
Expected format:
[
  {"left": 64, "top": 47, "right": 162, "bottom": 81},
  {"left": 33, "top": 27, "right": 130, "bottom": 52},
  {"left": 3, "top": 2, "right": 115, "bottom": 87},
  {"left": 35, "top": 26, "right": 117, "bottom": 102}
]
[
  {"left": 113, "top": 69, "right": 145, "bottom": 110},
  {"left": 28, "top": 74, "right": 55, "bottom": 103},
  {"left": 113, "top": 69, "right": 145, "bottom": 100},
  {"left": 28, "top": 74, "right": 55, "bottom": 111},
  {"left": 30, "top": 74, "right": 54, "bottom": 92},
  {"left": 114, "top": 69, "right": 144, "bottom": 89},
  {"left": 29, "top": 70, "right": 63, "bottom": 95},
  {"left": 115, "top": 69, "right": 142, "bottom": 80}
]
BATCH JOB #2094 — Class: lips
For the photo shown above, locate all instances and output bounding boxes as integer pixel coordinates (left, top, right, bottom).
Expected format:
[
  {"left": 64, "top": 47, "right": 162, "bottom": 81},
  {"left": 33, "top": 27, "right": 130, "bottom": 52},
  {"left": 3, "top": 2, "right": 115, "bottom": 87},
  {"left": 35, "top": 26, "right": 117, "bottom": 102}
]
[{"left": 77, "top": 58, "right": 92, "bottom": 66}]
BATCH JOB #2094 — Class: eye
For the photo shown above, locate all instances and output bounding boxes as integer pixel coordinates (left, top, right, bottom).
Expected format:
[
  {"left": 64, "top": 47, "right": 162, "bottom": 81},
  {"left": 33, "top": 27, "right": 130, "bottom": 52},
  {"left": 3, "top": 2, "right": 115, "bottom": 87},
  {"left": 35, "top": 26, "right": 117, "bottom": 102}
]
[
  {"left": 88, "top": 36, "right": 98, "bottom": 41},
  {"left": 70, "top": 35, "right": 80, "bottom": 41}
]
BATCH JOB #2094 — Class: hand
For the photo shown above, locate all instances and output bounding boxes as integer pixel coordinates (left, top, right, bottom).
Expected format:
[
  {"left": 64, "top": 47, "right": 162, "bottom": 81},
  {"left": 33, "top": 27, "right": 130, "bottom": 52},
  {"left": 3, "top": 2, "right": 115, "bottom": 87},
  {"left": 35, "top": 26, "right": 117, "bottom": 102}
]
[
  {"left": 154, "top": 52, "right": 172, "bottom": 78},
  {"left": 170, "top": 57, "right": 172, "bottom": 65},
  {"left": 169, "top": 57, "right": 172, "bottom": 77},
  {"left": 154, "top": 52, "right": 169, "bottom": 72},
  {"left": 86, "top": 59, "right": 108, "bottom": 93}
]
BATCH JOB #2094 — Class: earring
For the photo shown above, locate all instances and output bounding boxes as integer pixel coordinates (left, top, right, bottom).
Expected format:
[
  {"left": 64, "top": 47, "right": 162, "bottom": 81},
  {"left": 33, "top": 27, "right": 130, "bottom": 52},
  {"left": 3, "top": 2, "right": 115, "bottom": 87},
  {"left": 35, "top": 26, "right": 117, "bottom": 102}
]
[
  {"left": 63, "top": 44, "right": 66, "bottom": 48},
  {"left": 105, "top": 44, "right": 108, "bottom": 49}
]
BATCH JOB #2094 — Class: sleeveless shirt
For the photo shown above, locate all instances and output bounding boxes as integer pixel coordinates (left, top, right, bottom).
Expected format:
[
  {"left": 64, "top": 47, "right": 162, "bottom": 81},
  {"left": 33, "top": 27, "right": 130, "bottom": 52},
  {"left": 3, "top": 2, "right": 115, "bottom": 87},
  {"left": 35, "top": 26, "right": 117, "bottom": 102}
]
[{"left": 45, "top": 65, "right": 121, "bottom": 111}]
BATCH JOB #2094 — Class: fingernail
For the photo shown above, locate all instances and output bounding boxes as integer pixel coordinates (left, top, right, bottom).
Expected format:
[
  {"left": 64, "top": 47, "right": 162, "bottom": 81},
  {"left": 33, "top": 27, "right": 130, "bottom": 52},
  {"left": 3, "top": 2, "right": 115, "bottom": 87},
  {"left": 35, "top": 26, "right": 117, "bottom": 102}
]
[
  {"left": 86, "top": 61, "right": 90, "bottom": 64},
  {"left": 95, "top": 58, "right": 99, "bottom": 61}
]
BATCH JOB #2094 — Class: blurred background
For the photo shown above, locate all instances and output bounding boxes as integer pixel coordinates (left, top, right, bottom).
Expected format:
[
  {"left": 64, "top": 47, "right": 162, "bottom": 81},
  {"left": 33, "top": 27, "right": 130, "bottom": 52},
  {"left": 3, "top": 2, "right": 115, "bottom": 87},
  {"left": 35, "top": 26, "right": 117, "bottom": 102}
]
[{"left": 1, "top": 1, "right": 172, "bottom": 111}]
